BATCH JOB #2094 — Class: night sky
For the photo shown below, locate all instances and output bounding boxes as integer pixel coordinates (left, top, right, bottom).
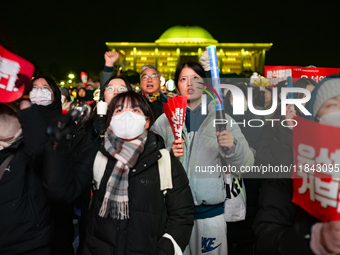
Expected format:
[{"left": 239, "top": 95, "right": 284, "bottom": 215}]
[{"left": 1, "top": 0, "right": 339, "bottom": 82}]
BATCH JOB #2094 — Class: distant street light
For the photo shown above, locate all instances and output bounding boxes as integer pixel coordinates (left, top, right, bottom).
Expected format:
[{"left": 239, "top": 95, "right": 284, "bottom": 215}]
[
  {"left": 60, "top": 81, "right": 65, "bottom": 86},
  {"left": 68, "top": 74, "right": 75, "bottom": 79}
]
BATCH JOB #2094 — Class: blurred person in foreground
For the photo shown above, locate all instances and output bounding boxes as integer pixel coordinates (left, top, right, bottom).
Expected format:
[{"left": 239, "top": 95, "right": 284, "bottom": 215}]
[
  {"left": 253, "top": 75, "right": 340, "bottom": 254},
  {"left": 0, "top": 78, "right": 53, "bottom": 254}
]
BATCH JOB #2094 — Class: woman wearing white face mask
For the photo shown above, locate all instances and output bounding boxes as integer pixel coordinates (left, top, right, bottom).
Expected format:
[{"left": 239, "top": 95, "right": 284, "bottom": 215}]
[
  {"left": 0, "top": 104, "right": 21, "bottom": 148},
  {"left": 30, "top": 75, "right": 62, "bottom": 125},
  {"left": 43, "top": 91, "right": 194, "bottom": 255},
  {"left": 30, "top": 75, "right": 75, "bottom": 255},
  {"left": 0, "top": 99, "right": 54, "bottom": 254},
  {"left": 310, "top": 76, "right": 340, "bottom": 127}
]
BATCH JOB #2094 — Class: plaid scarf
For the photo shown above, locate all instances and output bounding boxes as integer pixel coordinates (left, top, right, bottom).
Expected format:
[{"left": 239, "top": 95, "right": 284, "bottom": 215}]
[
  {"left": 144, "top": 92, "right": 160, "bottom": 103},
  {"left": 98, "top": 126, "right": 147, "bottom": 219}
]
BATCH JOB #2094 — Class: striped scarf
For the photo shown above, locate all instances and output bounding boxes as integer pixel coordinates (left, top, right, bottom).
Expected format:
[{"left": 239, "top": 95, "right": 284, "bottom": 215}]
[{"left": 98, "top": 126, "right": 147, "bottom": 219}]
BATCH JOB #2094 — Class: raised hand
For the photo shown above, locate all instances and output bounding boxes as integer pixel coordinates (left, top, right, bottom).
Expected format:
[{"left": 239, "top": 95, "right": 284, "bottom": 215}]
[{"left": 104, "top": 51, "right": 119, "bottom": 67}]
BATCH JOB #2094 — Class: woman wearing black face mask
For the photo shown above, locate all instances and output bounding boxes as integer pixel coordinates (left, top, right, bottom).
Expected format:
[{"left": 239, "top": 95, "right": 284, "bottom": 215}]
[{"left": 43, "top": 91, "right": 194, "bottom": 255}]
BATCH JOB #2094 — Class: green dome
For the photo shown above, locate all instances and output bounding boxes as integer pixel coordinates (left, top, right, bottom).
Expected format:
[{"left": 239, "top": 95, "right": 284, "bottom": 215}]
[{"left": 155, "top": 26, "right": 218, "bottom": 44}]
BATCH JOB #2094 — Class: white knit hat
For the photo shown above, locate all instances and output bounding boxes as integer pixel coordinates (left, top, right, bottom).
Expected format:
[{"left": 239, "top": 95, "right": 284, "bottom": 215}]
[{"left": 313, "top": 78, "right": 340, "bottom": 117}]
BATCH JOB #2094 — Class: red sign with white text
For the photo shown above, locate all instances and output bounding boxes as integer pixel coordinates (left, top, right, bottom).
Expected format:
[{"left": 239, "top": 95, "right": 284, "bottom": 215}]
[
  {"left": 265, "top": 66, "right": 340, "bottom": 86},
  {"left": 163, "top": 96, "right": 187, "bottom": 140},
  {"left": 0, "top": 45, "right": 35, "bottom": 103},
  {"left": 292, "top": 116, "right": 340, "bottom": 222}
]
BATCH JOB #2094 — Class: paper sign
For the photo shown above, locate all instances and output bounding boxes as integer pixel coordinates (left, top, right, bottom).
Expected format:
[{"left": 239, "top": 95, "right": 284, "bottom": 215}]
[
  {"left": 292, "top": 116, "right": 340, "bottom": 222},
  {"left": 265, "top": 66, "right": 340, "bottom": 86},
  {"left": 163, "top": 96, "right": 187, "bottom": 140}
]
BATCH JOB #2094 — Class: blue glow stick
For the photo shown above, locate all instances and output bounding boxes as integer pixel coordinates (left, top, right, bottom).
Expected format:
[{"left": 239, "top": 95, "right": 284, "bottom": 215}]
[
  {"left": 207, "top": 45, "right": 224, "bottom": 111},
  {"left": 287, "top": 76, "right": 295, "bottom": 109},
  {"left": 287, "top": 76, "right": 294, "bottom": 99}
]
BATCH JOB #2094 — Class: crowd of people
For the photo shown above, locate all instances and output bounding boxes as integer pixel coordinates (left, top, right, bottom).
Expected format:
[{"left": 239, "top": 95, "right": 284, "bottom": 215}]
[{"left": 1, "top": 49, "right": 340, "bottom": 255}]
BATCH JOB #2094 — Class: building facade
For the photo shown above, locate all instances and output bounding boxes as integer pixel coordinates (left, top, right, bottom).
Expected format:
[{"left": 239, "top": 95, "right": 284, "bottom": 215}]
[{"left": 106, "top": 26, "right": 272, "bottom": 79}]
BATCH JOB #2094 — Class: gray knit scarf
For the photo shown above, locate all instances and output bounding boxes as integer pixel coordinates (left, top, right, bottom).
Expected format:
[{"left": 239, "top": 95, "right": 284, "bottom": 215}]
[{"left": 98, "top": 126, "right": 147, "bottom": 219}]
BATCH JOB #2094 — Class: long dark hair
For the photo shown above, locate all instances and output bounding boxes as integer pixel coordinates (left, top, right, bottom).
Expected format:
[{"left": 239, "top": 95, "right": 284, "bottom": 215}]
[
  {"left": 174, "top": 61, "right": 206, "bottom": 88},
  {"left": 100, "top": 75, "right": 133, "bottom": 102},
  {"left": 104, "top": 91, "right": 154, "bottom": 130}
]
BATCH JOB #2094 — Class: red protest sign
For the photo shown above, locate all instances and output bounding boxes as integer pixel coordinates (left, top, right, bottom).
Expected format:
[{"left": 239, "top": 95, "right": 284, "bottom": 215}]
[
  {"left": 292, "top": 116, "right": 340, "bottom": 222},
  {"left": 80, "top": 72, "right": 88, "bottom": 85},
  {"left": 265, "top": 66, "right": 340, "bottom": 86},
  {"left": 0, "top": 45, "right": 35, "bottom": 103},
  {"left": 163, "top": 96, "right": 187, "bottom": 140}
]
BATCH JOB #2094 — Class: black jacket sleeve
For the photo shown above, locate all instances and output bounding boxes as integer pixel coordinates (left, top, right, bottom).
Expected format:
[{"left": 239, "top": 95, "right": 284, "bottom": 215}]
[
  {"left": 157, "top": 154, "right": 194, "bottom": 255},
  {"left": 253, "top": 179, "right": 315, "bottom": 255},
  {"left": 17, "top": 104, "right": 47, "bottom": 176},
  {"left": 17, "top": 104, "right": 47, "bottom": 159},
  {"left": 43, "top": 139, "right": 98, "bottom": 203},
  {"left": 100, "top": 66, "right": 114, "bottom": 89},
  {"left": 254, "top": 125, "right": 293, "bottom": 178}
]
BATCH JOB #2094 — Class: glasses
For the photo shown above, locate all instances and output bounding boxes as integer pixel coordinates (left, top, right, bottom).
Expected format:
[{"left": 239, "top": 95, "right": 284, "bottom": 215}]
[
  {"left": 32, "top": 87, "right": 51, "bottom": 92},
  {"left": 141, "top": 74, "right": 158, "bottom": 80},
  {"left": 105, "top": 86, "right": 128, "bottom": 94}
]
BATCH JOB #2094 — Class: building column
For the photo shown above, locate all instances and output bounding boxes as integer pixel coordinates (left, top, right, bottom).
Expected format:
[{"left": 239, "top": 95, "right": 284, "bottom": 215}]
[
  {"left": 256, "top": 51, "right": 260, "bottom": 73},
  {"left": 252, "top": 51, "right": 257, "bottom": 73},
  {"left": 155, "top": 48, "right": 159, "bottom": 69},
  {"left": 261, "top": 49, "right": 266, "bottom": 75},
  {"left": 240, "top": 48, "right": 245, "bottom": 74},
  {"left": 176, "top": 48, "right": 180, "bottom": 66},
  {"left": 219, "top": 48, "right": 224, "bottom": 74},
  {"left": 198, "top": 48, "right": 202, "bottom": 62},
  {"left": 133, "top": 47, "right": 137, "bottom": 72}
]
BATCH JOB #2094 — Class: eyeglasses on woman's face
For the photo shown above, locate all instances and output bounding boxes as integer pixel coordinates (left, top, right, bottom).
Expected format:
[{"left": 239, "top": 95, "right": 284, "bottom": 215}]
[{"left": 105, "top": 86, "right": 128, "bottom": 94}]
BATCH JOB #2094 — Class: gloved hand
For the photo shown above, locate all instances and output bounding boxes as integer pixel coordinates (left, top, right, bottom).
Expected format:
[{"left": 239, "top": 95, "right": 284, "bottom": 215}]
[
  {"left": 199, "top": 50, "right": 210, "bottom": 71},
  {"left": 47, "top": 115, "right": 75, "bottom": 145},
  {"left": 15, "top": 74, "right": 33, "bottom": 99}
]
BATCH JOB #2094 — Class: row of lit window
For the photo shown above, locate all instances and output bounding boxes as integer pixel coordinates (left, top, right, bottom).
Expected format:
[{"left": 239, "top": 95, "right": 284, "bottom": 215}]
[
  {"left": 222, "top": 68, "right": 241, "bottom": 72},
  {"left": 136, "top": 62, "right": 155, "bottom": 67},
  {"left": 159, "top": 68, "right": 176, "bottom": 72},
  {"left": 159, "top": 62, "right": 177, "bottom": 67}
]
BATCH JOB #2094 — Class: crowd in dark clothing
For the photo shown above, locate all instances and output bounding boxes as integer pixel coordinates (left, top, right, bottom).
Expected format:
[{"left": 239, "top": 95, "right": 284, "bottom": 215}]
[{"left": 2, "top": 48, "right": 340, "bottom": 255}]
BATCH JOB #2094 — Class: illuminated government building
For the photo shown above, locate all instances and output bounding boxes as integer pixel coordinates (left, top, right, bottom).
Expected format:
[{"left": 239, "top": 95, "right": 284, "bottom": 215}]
[{"left": 106, "top": 26, "right": 272, "bottom": 79}]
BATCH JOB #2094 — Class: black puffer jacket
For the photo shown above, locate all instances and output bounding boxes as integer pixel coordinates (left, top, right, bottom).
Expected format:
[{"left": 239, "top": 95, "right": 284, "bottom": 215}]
[
  {"left": 253, "top": 178, "right": 318, "bottom": 255},
  {"left": 43, "top": 131, "right": 194, "bottom": 255},
  {"left": 253, "top": 124, "right": 317, "bottom": 254},
  {"left": 33, "top": 75, "right": 75, "bottom": 255},
  {"left": 0, "top": 105, "right": 52, "bottom": 255}
]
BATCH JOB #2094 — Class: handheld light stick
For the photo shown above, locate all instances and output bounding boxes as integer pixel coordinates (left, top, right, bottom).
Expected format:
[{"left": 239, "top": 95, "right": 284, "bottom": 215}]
[
  {"left": 207, "top": 45, "right": 228, "bottom": 150},
  {"left": 287, "top": 76, "right": 294, "bottom": 109},
  {"left": 207, "top": 45, "right": 226, "bottom": 131}
]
